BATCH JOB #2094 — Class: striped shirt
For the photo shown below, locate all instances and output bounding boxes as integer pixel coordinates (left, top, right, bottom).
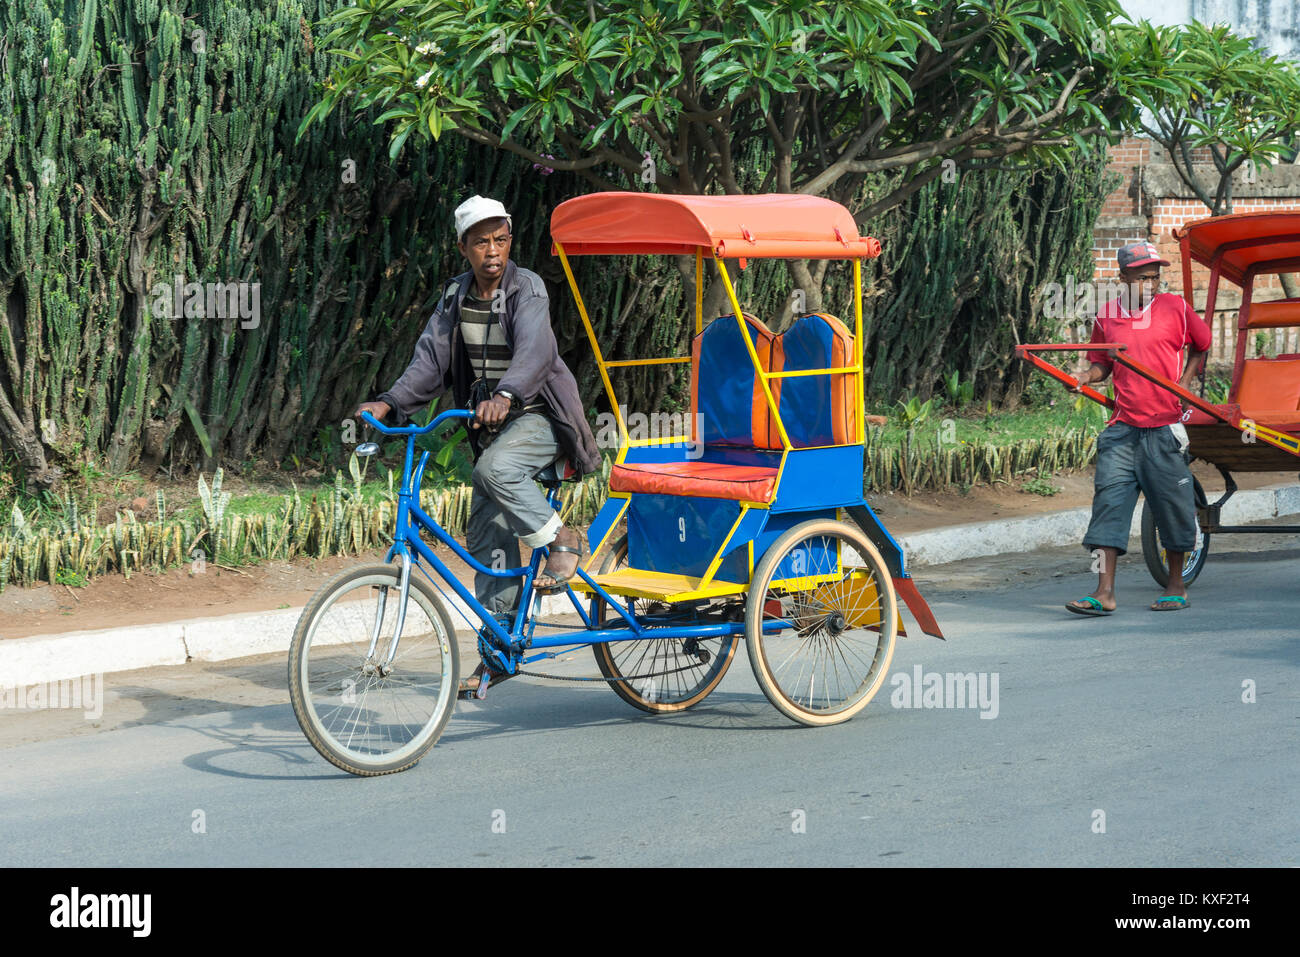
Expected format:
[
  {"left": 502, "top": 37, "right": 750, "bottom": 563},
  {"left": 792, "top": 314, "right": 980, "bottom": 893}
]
[
  {"left": 460, "top": 287, "right": 547, "bottom": 415},
  {"left": 460, "top": 290, "right": 513, "bottom": 390}
]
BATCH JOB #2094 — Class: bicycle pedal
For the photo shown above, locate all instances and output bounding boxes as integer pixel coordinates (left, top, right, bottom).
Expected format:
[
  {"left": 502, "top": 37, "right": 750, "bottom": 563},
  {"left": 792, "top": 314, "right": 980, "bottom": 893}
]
[{"left": 474, "top": 674, "right": 491, "bottom": 701}]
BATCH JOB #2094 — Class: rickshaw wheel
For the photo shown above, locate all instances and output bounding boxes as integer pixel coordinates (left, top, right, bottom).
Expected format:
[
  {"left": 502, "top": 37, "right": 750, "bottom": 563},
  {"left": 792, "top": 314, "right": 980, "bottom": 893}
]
[
  {"left": 590, "top": 534, "right": 739, "bottom": 713},
  {"left": 745, "top": 519, "right": 897, "bottom": 727},
  {"left": 1140, "top": 477, "right": 1210, "bottom": 588}
]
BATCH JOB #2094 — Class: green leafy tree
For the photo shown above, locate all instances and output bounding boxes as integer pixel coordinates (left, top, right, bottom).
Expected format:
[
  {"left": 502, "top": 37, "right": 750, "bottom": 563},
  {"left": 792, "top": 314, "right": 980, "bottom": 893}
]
[
  {"left": 1132, "top": 20, "right": 1300, "bottom": 216},
  {"left": 300, "top": 0, "right": 1176, "bottom": 314},
  {"left": 1129, "top": 21, "right": 1300, "bottom": 299}
]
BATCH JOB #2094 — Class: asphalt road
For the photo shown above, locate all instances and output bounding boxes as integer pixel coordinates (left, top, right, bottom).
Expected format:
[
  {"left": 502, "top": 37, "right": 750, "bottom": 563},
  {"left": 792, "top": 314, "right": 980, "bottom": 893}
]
[{"left": 2, "top": 532, "right": 1297, "bottom": 867}]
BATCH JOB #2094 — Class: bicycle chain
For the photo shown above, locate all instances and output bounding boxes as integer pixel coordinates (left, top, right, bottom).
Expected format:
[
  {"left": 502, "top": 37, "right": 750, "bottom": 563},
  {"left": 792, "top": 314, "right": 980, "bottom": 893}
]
[
  {"left": 498, "top": 605, "right": 738, "bottom": 683},
  {"left": 513, "top": 660, "right": 705, "bottom": 683}
]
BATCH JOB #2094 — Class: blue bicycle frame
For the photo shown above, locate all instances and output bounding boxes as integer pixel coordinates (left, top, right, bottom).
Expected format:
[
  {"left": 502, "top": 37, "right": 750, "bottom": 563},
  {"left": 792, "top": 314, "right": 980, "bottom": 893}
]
[{"left": 361, "top": 410, "right": 755, "bottom": 678}]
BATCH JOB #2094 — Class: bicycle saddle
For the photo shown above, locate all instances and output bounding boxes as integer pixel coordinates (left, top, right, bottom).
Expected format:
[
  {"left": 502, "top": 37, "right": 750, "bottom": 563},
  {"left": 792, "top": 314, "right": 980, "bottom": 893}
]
[{"left": 536, "top": 456, "right": 578, "bottom": 488}]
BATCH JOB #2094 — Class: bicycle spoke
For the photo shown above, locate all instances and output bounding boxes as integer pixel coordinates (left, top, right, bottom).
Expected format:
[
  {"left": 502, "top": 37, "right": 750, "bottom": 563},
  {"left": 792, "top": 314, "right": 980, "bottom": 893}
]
[
  {"left": 750, "top": 524, "right": 897, "bottom": 722},
  {"left": 591, "top": 538, "right": 738, "bottom": 710}
]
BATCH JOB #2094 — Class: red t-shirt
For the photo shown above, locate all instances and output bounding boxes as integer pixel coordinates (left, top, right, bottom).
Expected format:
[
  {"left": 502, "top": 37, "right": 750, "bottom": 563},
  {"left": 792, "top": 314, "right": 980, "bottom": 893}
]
[{"left": 1086, "top": 293, "right": 1212, "bottom": 428}]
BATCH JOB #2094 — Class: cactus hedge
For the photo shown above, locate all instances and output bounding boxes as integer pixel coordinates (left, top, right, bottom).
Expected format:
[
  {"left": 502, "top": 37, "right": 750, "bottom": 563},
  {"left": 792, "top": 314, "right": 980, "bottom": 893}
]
[{"left": 0, "top": 0, "right": 605, "bottom": 491}]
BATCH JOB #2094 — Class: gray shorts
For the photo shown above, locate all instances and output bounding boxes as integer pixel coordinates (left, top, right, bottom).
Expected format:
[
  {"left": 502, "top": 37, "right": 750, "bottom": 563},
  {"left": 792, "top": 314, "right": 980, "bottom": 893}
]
[{"left": 1083, "top": 421, "right": 1199, "bottom": 555}]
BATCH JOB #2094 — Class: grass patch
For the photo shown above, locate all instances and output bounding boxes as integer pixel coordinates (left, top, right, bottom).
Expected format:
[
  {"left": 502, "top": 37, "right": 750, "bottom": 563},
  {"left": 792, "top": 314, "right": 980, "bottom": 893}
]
[
  {"left": 862, "top": 397, "right": 1107, "bottom": 494},
  {"left": 1021, "top": 476, "right": 1063, "bottom": 497},
  {"left": 868, "top": 399, "right": 1108, "bottom": 448},
  {"left": 0, "top": 457, "right": 613, "bottom": 592}
]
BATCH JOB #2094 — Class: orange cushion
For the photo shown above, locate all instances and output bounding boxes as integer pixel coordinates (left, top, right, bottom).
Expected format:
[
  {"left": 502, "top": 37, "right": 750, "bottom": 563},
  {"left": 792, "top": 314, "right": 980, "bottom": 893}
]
[
  {"left": 1234, "top": 410, "right": 1300, "bottom": 428},
  {"left": 1243, "top": 300, "right": 1300, "bottom": 329},
  {"left": 1233, "top": 358, "right": 1300, "bottom": 411},
  {"left": 689, "top": 313, "right": 780, "bottom": 449},
  {"left": 1184, "top": 403, "right": 1300, "bottom": 430},
  {"left": 610, "top": 461, "right": 778, "bottom": 502}
]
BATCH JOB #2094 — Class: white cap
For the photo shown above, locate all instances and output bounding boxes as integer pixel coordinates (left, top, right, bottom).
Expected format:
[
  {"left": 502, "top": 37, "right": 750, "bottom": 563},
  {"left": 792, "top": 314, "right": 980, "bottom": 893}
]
[{"left": 454, "top": 195, "right": 512, "bottom": 241}]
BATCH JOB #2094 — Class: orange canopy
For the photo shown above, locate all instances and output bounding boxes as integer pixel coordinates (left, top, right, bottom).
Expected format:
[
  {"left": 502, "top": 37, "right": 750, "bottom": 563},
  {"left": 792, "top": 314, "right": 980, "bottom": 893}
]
[
  {"left": 1174, "top": 211, "right": 1300, "bottom": 286},
  {"left": 549, "top": 192, "right": 882, "bottom": 259}
]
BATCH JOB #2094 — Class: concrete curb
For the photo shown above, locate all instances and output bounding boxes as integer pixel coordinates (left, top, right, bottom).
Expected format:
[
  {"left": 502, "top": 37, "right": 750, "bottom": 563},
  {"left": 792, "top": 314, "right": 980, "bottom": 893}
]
[
  {"left": 0, "top": 586, "right": 576, "bottom": 687},
  {"left": 3, "top": 483, "right": 1296, "bottom": 687},
  {"left": 895, "top": 481, "right": 1299, "bottom": 568}
]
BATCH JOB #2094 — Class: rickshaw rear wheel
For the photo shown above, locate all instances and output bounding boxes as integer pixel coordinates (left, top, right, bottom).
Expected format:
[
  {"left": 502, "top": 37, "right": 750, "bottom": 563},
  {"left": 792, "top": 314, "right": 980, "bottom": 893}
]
[
  {"left": 745, "top": 519, "right": 898, "bottom": 727},
  {"left": 1140, "top": 477, "right": 1210, "bottom": 587},
  {"left": 591, "top": 534, "right": 739, "bottom": 713}
]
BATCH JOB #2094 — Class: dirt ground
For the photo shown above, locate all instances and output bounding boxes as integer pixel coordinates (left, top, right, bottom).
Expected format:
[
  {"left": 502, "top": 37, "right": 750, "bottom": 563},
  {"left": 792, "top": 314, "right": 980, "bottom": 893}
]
[{"left": 1, "top": 464, "right": 1293, "bottom": 641}]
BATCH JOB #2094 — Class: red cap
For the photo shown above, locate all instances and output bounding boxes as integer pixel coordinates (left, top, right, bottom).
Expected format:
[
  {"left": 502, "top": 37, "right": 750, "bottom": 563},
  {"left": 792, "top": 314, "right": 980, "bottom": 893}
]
[{"left": 1117, "top": 241, "right": 1170, "bottom": 270}]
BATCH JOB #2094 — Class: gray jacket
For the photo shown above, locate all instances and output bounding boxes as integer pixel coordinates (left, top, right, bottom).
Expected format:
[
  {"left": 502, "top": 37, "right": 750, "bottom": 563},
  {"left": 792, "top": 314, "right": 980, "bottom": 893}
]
[{"left": 376, "top": 259, "right": 601, "bottom": 475}]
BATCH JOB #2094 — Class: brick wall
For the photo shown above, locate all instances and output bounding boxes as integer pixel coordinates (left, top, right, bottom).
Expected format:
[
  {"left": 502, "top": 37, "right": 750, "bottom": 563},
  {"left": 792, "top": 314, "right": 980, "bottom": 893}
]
[{"left": 1097, "top": 138, "right": 1149, "bottom": 218}]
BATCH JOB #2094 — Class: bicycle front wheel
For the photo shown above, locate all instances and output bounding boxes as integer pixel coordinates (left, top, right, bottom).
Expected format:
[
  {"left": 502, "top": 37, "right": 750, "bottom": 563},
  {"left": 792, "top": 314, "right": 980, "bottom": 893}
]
[{"left": 288, "top": 563, "right": 460, "bottom": 776}]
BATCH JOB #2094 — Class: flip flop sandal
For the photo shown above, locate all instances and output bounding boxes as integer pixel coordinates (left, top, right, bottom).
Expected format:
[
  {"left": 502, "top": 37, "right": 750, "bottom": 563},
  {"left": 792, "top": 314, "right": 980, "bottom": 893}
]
[
  {"left": 1065, "top": 596, "right": 1113, "bottom": 617},
  {"left": 1150, "top": 596, "right": 1189, "bottom": 611},
  {"left": 535, "top": 543, "right": 585, "bottom": 595}
]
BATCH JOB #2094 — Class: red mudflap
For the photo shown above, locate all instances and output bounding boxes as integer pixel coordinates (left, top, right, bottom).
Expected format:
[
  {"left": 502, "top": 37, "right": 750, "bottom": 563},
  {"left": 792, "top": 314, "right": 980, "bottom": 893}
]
[{"left": 892, "top": 577, "right": 945, "bottom": 639}]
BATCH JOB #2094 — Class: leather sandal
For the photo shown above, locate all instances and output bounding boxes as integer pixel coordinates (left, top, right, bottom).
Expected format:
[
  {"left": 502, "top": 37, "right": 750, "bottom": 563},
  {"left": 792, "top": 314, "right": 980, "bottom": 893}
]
[{"left": 535, "top": 538, "right": 585, "bottom": 595}]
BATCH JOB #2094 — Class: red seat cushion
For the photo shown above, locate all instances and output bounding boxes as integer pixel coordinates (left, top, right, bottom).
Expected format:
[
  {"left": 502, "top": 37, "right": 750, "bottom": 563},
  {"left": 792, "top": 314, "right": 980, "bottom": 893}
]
[
  {"left": 610, "top": 461, "right": 778, "bottom": 502},
  {"left": 1242, "top": 300, "right": 1300, "bottom": 328}
]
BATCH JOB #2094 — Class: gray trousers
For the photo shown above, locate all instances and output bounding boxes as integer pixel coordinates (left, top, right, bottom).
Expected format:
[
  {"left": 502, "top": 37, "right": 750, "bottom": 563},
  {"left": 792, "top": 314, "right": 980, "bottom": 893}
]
[
  {"left": 466, "top": 412, "right": 564, "bottom": 617},
  {"left": 1083, "top": 421, "right": 1199, "bottom": 556}
]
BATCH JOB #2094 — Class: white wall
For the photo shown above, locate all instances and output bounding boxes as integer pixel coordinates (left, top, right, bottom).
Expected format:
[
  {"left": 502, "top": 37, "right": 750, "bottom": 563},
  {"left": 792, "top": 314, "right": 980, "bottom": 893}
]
[
  {"left": 1120, "top": 0, "right": 1300, "bottom": 58},
  {"left": 1121, "top": 0, "right": 1191, "bottom": 25}
]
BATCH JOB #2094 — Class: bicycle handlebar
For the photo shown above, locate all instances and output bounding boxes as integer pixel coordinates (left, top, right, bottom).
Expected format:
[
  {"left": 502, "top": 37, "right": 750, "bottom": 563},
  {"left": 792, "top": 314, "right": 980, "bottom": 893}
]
[{"left": 360, "top": 408, "right": 475, "bottom": 435}]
